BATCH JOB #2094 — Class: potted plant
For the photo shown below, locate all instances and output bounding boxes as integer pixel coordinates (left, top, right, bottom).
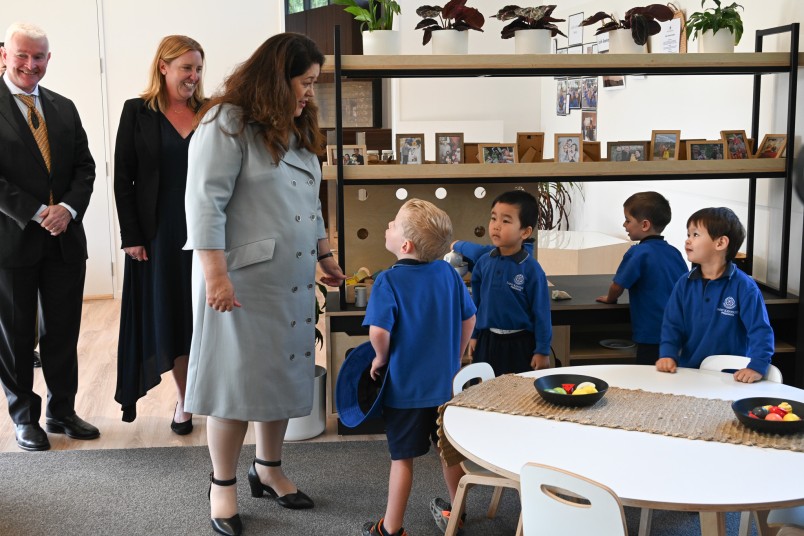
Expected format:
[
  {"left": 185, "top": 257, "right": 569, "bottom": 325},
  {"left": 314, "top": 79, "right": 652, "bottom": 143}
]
[
  {"left": 580, "top": 4, "right": 675, "bottom": 53},
  {"left": 334, "top": 0, "right": 402, "bottom": 55},
  {"left": 535, "top": 181, "right": 579, "bottom": 230},
  {"left": 416, "top": 0, "right": 485, "bottom": 54},
  {"left": 685, "top": 0, "right": 744, "bottom": 53},
  {"left": 491, "top": 5, "right": 566, "bottom": 54}
]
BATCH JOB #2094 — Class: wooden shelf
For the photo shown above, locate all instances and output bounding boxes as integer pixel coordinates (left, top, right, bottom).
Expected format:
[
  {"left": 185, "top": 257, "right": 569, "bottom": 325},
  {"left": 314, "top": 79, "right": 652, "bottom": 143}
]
[
  {"left": 323, "top": 52, "right": 802, "bottom": 77},
  {"left": 322, "top": 159, "right": 786, "bottom": 183}
]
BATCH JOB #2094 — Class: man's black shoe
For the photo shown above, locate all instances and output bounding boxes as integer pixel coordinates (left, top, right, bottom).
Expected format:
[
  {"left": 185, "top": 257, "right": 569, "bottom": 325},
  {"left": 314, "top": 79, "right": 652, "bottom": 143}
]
[
  {"left": 45, "top": 414, "right": 100, "bottom": 440},
  {"left": 32, "top": 350, "right": 41, "bottom": 368},
  {"left": 15, "top": 423, "right": 50, "bottom": 451}
]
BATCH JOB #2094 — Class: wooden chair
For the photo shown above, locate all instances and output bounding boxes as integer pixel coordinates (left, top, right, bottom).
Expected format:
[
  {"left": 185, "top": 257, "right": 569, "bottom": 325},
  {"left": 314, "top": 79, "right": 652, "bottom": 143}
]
[
  {"left": 639, "top": 354, "right": 783, "bottom": 536},
  {"left": 768, "top": 506, "right": 804, "bottom": 535},
  {"left": 444, "top": 362, "right": 522, "bottom": 536},
  {"left": 520, "top": 462, "right": 628, "bottom": 536}
]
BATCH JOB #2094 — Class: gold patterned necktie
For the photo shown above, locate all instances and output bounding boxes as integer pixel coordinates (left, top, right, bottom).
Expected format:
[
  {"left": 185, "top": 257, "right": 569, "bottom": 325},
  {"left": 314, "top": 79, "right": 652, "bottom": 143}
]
[{"left": 15, "top": 94, "right": 54, "bottom": 204}]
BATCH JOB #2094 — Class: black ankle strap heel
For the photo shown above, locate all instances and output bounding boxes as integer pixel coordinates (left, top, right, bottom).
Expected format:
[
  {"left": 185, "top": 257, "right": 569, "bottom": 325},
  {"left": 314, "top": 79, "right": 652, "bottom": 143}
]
[
  {"left": 247, "top": 458, "right": 314, "bottom": 509},
  {"left": 208, "top": 472, "right": 242, "bottom": 536},
  {"left": 210, "top": 472, "right": 238, "bottom": 487},
  {"left": 254, "top": 458, "right": 281, "bottom": 467}
]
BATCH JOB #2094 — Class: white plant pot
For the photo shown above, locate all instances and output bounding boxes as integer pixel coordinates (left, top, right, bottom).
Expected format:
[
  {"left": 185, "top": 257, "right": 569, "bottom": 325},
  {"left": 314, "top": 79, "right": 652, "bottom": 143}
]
[
  {"left": 285, "top": 365, "right": 326, "bottom": 441},
  {"left": 514, "top": 29, "right": 552, "bottom": 54},
  {"left": 607, "top": 29, "right": 646, "bottom": 54},
  {"left": 698, "top": 29, "right": 735, "bottom": 53},
  {"left": 431, "top": 29, "right": 469, "bottom": 55},
  {"left": 362, "top": 30, "right": 400, "bottom": 56}
]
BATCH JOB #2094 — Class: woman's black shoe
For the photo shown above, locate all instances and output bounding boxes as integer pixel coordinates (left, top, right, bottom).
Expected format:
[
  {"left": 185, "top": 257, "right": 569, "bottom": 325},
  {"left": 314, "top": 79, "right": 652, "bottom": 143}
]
[
  {"left": 208, "top": 472, "right": 243, "bottom": 536},
  {"left": 247, "top": 458, "right": 314, "bottom": 509},
  {"left": 171, "top": 402, "right": 193, "bottom": 435}
]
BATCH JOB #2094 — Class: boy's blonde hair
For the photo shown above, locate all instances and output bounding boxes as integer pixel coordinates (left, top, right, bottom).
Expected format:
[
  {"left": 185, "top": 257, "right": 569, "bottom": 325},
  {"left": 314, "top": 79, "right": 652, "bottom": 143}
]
[{"left": 399, "top": 199, "right": 452, "bottom": 262}]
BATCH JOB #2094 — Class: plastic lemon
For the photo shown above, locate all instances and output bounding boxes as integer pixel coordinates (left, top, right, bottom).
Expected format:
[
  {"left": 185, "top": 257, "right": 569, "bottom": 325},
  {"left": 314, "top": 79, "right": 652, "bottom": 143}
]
[
  {"left": 572, "top": 386, "right": 597, "bottom": 395},
  {"left": 783, "top": 413, "right": 801, "bottom": 422},
  {"left": 778, "top": 402, "right": 793, "bottom": 413},
  {"left": 576, "top": 382, "right": 596, "bottom": 390}
]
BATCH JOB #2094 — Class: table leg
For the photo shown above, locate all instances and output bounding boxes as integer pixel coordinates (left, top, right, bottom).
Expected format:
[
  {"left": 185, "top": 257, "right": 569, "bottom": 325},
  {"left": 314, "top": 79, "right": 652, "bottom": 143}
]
[{"left": 700, "top": 512, "right": 727, "bottom": 536}]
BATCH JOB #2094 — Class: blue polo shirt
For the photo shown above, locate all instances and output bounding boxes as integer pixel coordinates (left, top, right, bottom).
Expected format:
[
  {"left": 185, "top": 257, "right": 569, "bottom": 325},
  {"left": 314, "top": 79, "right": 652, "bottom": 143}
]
[
  {"left": 470, "top": 248, "right": 552, "bottom": 356},
  {"left": 612, "top": 236, "right": 688, "bottom": 344},
  {"left": 660, "top": 262, "right": 774, "bottom": 375},
  {"left": 363, "top": 259, "right": 476, "bottom": 409}
]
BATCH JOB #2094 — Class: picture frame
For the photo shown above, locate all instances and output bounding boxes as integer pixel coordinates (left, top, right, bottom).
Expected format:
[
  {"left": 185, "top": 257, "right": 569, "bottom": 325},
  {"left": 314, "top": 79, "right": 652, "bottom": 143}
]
[
  {"left": 678, "top": 138, "right": 705, "bottom": 161},
  {"left": 478, "top": 143, "right": 518, "bottom": 164},
  {"left": 516, "top": 132, "right": 545, "bottom": 163},
  {"left": 316, "top": 80, "right": 378, "bottom": 129},
  {"left": 602, "top": 75, "right": 625, "bottom": 90},
  {"left": 585, "top": 42, "right": 598, "bottom": 55},
  {"left": 650, "top": 130, "right": 681, "bottom": 160},
  {"left": 568, "top": 12, "right": 584, "bottom": 46},
  {"left": 581, "top": 77, "right": 598, "bottom": 110},
  {"left": 556, "top": 79, "right": 568, "bottom": 116},
  {"left": 463, "top": 142, "right": 480, "bottom": 164},
  {"left": 395, "top": 134, "right": 425, "bottom": 164},
  {"left": 755, "top": 134, "right": 787, "bottom": 159},
  {"left": 582, "top": 141, "right": 601, "bottom": 162},
  {"left": 721, "top": 130, "right": 751, "bottom": 160},
  {"left": 326, "top": 144, "right": 367, "bottom": 166},
  {"left": 607, "top": 141, "right": 648, "bottom": 162},
  {"left": 581, "top": 111, "right": 597, "bottom": 142},
  {"left": 435, "top": 133, "right": 464, "bottom": 164},
  {"left": 567, "top": 79, "right": 582, "bottom": 110},
  {"left": 554, "top": 134, "right": 584, "bottom": 163},
  {"left": 686, "top": 140, "right": 728, "bottom": 161}
]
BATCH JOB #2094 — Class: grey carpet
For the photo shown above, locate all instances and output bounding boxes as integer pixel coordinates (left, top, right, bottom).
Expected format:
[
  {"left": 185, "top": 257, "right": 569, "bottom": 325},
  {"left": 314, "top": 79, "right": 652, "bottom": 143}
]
[{"left": 0, "top": 440, "right": 756, "bottom": 535}]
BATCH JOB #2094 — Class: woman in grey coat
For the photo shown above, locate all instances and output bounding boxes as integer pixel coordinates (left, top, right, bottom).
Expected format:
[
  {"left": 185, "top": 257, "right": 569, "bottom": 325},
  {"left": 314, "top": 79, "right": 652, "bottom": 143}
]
[{"left": 184, "top": 34, "right": 345, "bottom": 536}]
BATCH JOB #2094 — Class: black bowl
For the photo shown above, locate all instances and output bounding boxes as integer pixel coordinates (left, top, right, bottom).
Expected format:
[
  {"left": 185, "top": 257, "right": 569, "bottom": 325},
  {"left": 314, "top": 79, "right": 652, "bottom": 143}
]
[
  {"left": 534, "top": 374, "right": 609, "bottom": 407},
  {"left": 731, "top": 397, "right": 804, "bottom": 435}
]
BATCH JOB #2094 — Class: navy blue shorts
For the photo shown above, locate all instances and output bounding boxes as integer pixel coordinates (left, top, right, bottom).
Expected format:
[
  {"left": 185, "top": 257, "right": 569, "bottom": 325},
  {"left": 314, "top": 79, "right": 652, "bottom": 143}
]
[{"left": 383, "top": 406, "right": 439, "bottom": 460}]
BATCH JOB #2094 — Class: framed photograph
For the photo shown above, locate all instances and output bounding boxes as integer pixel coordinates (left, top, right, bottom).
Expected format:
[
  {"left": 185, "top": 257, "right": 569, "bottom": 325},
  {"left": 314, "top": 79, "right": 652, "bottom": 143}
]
[
  {"left": 650, "top": 130, "right": 681, "bottom": 160},
  {"left": 326, "top": 144, "right": 367, "bottom": 166},
  {"left": 602, "top": 75, "right": 625, "bottom": 90},
  {"left": 585, "top": 42, "right": 599, "bottom": 55},
  {"left": 479, "top": 143, "right": 518, "bottom": 164},
  {"left": 395, "top": 134, "right": 425, "bottom": 164},
  {"left": 567, "top": 79, "right": 582, "bottom": 110},
  {"left": 568, "top": 12, "right": 584, "bottom": 46},
  {"left": 721, "top": 130, "right": 751, "bottom": 159},
  {"left": 582, "top": 111, "right": 597, "bottom": 142},
  {"left": 435, "top": 133, "right": 464, "bottom": 164},
  {"left": 607, "top": 141, "right": 648, "bottom": 162},
  {"left": 516, "top": 132, "right": 545, "bottom": 163},
  {"left": 686, "top": 140, "right": 728, "bottom": 161},
  {"left": 555, "top": 134, "right": 584, "bottom": 163},
  {"left": 755, "top": 134, "right": 787, "bottom": 159},
  {"left": 316, "top": 80, "right": 379, "bottom": 129},
  {"left": 581, "top": 77, "right": 598, "bottom": 110},
  {"left": 556, "top": 79, "right": 568, "bottom": 116}
]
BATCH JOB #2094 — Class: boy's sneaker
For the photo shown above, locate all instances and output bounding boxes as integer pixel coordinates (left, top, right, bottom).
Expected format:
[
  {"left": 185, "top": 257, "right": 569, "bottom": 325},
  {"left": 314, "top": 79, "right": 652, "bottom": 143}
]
[
  {"left": 430, "top": 497, "right": 465, "bottom": 535},
  {"left": 361, "top": 518, "right": 408, "bottom": 536}
]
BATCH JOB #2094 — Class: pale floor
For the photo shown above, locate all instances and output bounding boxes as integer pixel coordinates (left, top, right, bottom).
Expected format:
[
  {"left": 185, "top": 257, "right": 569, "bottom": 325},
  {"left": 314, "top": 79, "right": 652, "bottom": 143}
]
[{"left": 0, "top": 298, "right": 382, "bottom": 453}]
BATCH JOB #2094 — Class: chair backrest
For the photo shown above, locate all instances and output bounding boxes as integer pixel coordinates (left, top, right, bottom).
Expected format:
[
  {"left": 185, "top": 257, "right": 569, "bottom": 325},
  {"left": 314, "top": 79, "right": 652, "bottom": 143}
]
[
  {"left": 452, "top": 362, "right": 495, "bottom": 395},
  {"left": 768, "top": 506, "right": 804, "bottom": 529},
  {"left": 520, "top": 462, "right": 627, "bottom": 536},
  {"left": 700, "top": 354, "right": 783, "bottom": 383}
]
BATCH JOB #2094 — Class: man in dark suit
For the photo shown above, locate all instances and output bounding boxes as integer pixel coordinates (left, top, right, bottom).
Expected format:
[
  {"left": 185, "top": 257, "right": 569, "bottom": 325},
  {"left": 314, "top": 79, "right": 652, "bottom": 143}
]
[{"left": 0, "top": 22, "right": 98, "bottom": 451}]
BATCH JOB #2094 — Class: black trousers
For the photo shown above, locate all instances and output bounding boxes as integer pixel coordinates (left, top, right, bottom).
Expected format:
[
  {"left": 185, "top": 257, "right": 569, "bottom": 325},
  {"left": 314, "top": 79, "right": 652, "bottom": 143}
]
[
  {"left": 474, "top": 329, "right": 536, "bottom": 376},
  {"left": 0, "top": 237, "right": 86, "bottom": 424}
]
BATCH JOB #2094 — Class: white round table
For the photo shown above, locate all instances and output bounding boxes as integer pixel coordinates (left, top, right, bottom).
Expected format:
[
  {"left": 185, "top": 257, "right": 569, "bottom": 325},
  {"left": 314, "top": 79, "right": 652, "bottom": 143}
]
[{"left": 443, "top": 365, "right": 804, "bottom": 536}]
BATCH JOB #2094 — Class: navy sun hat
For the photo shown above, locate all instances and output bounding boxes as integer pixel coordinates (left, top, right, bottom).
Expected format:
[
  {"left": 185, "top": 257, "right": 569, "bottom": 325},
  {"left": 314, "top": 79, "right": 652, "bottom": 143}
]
[{"left": 335, "top": 341, "right": 389, "bottom": 428}]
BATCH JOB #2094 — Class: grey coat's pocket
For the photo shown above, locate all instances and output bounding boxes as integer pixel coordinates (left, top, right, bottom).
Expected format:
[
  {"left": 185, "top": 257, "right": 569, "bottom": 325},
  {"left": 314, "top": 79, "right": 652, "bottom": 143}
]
[{"left": 226, "top": 238, "right": 276, "bottom": 271}]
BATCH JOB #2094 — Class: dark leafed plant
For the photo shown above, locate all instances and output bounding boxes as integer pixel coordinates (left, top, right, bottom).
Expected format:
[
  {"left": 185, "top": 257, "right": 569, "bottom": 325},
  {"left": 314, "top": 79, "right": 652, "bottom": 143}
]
[
  {"left": 492, "top": 5, "right": 567, "bottom": 39},
  {"left": 415, "top": 0, "right": 485, "bottom": 46},
  {"left": 686, "top": 0, "right": 744, "bottom": 45},
  {"left": 535, "top": 181, "right": 580, "bottom": 230},
  {"left": 333, "top": 0, "right": 401, "bottom": 32},
  {"left": 314, "top": 282, "right": 327, "bottom": 348},
  {"left": 579, "top": 4, "right": 675, "bottom": 46}
]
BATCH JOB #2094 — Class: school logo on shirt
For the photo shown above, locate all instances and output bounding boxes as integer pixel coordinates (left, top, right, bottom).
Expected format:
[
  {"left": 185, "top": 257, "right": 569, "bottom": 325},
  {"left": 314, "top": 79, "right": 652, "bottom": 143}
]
[
  {"left": 508, "top": 273, "right": 525, "bottom": 292},
  {"left": 718, "top": 296, "right": 738, "bottom": 317}
]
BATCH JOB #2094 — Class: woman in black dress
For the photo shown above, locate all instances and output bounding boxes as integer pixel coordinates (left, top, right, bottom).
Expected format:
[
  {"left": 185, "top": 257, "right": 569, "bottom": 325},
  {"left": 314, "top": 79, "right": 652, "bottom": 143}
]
[{"left": 113, "top": 35, "right": 205, "bottom": 433}]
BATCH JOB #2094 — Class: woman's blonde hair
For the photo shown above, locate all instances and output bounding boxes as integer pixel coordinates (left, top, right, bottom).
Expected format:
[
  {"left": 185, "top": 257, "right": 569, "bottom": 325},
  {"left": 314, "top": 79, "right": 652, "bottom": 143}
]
[
  {"left": 399, "top": 199, "right": 453, "bottom": 263},
  {"left": 198, "top": 32, "right": 325, "bottom": 163},
  {"left": 141, "top": 35, "right": 205, "bottom": 112}
]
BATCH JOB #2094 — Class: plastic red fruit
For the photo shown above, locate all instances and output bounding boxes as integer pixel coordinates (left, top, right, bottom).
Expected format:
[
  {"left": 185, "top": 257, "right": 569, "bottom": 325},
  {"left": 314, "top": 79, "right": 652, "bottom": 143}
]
[
  {"left": 765, "top": 413, "right": 783, "bottom": 421},
  {"left": 562, "top": 383, "right": 576, "bottom": 394},
  {"left": 770, "top": 406, "right": 788, "bottom": 418}
]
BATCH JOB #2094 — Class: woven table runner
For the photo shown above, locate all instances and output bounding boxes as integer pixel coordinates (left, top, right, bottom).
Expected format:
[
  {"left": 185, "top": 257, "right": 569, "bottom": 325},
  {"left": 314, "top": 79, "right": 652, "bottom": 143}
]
[{"left": 437, "top": 374, "right": 804, "bottom": 466}]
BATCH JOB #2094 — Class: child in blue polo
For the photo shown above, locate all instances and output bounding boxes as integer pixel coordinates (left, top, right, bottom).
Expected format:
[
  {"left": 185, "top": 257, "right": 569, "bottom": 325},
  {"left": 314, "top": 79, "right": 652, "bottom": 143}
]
[
  {"left": 658, "top": 207, "right": 774, "bottom": 382},
  {"left": 596, "top": 192, "right": 688, "bottom": 364},
  {"left": 361, "top": 199, "right": 476, "bottom": 536}
]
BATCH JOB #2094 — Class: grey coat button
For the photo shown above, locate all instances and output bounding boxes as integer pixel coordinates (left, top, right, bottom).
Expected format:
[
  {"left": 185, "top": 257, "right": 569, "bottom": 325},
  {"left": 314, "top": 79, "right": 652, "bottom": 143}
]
[
  {"left": 310, "top": 214, "right": 316, "bottom": 220},
  {"left": 307, "top": 178, "right": 314, "bottom": 185},
  {"left": 290, "top": 354, "right": 295, "bottom": 361},
  {"left": 310, "top": 249, "right": 316, "bottom": 256},
  {"left": 306, "top": 318, "right": 312, "bottom": 324},
  {"left": 296, "top": 251, "right": 302, "bottom": 258},
  {"left": 292, "top": 286, "right": 298, "bottom": 292},
  {"left": 295, "top": 215, "right": 301, "bottom": 222},
  {"left": 305, "top": 351, "right": 311, "bottom": 357},
  {"left": 307, "top": 284, "right": 313, "bottom": 289},
  {"left": 291, "top": 320, "right": 296, "bottom": 327},
  {"left": 292, "top": 180, "right": 297, "bottom": 186}
]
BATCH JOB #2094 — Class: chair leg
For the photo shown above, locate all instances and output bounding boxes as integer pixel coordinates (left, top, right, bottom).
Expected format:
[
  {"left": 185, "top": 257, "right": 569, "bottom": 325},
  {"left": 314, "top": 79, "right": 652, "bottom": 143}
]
[
  {"left": 638, "top": 508, "right": 653, "bottom": 536},
  {"left": 446, "top": 479, "right": 473, "bottom": 536},
  {"left": 487, "top": 486, "right": 504, "bottom": 518},
  {"left": 752, "top": 510, "right": 771, "bottom": 536},
  {"left": 738, "top": 511, "right": 751, "bottom": 536}
]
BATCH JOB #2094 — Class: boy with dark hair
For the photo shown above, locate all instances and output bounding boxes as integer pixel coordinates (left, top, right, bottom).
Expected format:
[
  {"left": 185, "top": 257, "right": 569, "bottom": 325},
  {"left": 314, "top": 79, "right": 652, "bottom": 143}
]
[
  {"left": 597, "top": 192, "right": 688, "bottom": 364},
  {"left": 657, "top": 207, "right": 774, "bottom": 382},
  {"left": 362, "top": 199, "right": 476, "bottom": 536}
]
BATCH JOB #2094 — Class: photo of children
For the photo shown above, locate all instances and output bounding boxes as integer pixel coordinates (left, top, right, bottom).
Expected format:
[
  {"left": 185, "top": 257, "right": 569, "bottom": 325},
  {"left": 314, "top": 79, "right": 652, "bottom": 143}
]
[
  {"left": 722, "top": 131, "right": 750, "bottom": 159},
  {"left": 688, "top": 141, "right": 726, "bottom": 160},
  {"left": 581, "top": 77, "right": 598, "bottom": 110},
  {"left": 567, "top": 79, "right": 581, "bottom": 110},
  {"left": 556, "top": 135, "right": 582, "bottom": 163},
  {"left": 436, "top": 134, "right": 464, "bottom": 164},
  {"left": 326, "top": 144, "right": 367, "bottom": 166},
  {"left": 607, "top": 142, "right": 647, "bottom": 162},
  {"left": 556, "top": 79, "right": 568, "bottom": 116},
  {"left": 582, "top": 111, "right": 597, "bottom": 142},
  {"left": 650, "top": 131, "right": 680, "bottom": 160},
  {"left": 397, "top": 135, "right": 424, "bottom": 165},
  {"left": 480, "top": 145, "right": 516, "bottom": 164},
  {"left": 756, "top": 134, "right": 787, "bottom": 159}
]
